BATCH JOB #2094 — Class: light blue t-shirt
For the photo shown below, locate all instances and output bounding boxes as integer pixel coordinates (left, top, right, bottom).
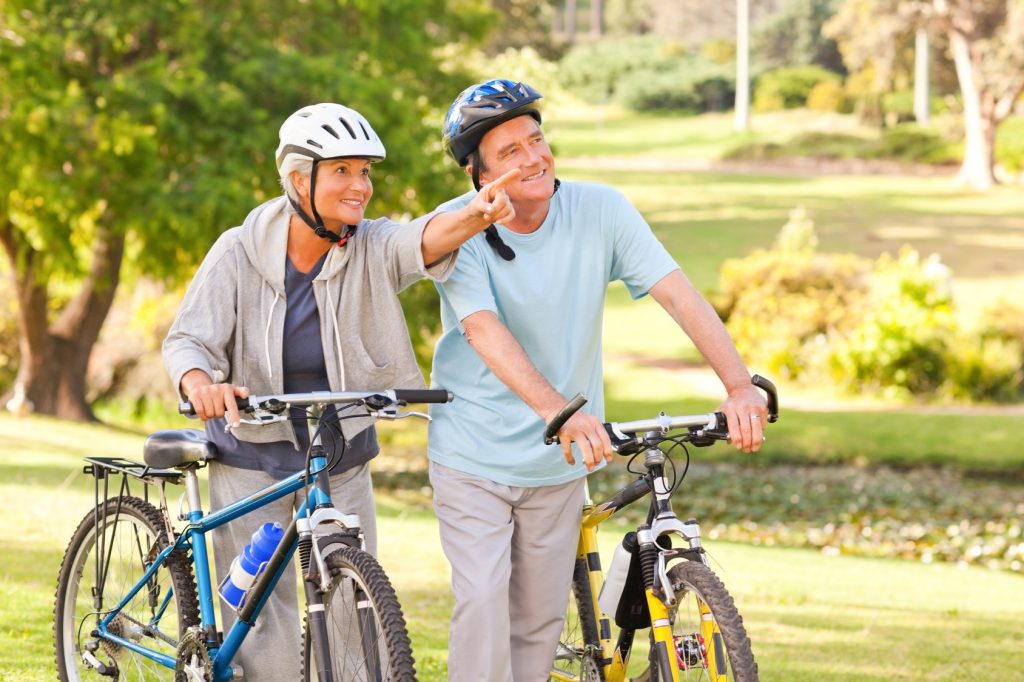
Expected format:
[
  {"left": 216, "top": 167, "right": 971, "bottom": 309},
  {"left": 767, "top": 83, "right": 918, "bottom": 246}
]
[{"left": 428, "top": 181, "right": 679, "bottom": 487}]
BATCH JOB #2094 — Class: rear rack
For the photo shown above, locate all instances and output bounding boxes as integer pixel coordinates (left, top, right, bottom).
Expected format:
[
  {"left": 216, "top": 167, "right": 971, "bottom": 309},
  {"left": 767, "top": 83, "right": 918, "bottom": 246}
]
[{"left": 83, "top": 456, "right": 183, "bottom": 485}]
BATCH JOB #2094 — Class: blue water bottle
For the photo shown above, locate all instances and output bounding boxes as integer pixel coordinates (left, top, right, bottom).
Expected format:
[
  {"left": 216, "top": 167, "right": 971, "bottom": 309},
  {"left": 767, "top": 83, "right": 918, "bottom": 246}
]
[{"left": 218, "top": 522, "right": 284, "bottom": 610}]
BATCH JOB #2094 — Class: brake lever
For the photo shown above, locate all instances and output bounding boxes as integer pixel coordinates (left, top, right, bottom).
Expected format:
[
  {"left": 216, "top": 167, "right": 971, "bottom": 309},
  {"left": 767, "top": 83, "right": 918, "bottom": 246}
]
[{"left": 367, "top": 407, "right": 431, "bottom": 422}]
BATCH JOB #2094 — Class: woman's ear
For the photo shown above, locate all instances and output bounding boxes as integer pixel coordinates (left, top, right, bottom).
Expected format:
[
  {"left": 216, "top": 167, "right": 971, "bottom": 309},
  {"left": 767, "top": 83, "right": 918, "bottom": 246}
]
[{"left": 290, "top": 170, "right": 309, "bottom": 199}]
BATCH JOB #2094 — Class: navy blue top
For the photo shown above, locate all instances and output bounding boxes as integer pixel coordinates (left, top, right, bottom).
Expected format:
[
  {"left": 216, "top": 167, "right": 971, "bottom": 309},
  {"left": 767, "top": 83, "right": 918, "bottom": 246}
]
[{"left": 207, "top": 252, "right": 379, "bottom": 479}]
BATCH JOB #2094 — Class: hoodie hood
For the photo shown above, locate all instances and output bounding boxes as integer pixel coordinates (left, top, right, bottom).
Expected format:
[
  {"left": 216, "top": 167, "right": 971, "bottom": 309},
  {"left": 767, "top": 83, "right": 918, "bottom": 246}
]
[{"left": 239, "top": 196, "right": 362, "bottom": 293}]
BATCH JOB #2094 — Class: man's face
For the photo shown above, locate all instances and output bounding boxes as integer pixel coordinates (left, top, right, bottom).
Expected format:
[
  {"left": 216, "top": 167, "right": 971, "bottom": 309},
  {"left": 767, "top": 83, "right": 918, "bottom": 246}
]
[{"left": 476, "top": 116, "right": 555, "bottom": 207}]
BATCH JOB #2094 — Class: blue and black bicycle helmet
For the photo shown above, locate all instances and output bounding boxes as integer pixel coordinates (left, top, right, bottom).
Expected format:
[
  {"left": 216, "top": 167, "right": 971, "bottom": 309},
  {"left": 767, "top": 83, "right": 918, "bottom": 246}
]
[
  {"left": 443, "top": 79, "right": 543, "bottom": 168},
  {"left": 442, "top": 80, "right": 546, "bottom": 261}
]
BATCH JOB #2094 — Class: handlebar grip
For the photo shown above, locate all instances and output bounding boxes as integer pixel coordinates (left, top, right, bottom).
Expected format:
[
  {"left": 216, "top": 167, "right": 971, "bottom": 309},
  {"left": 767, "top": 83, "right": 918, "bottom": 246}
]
[
  {"left": 178, "top": 395, "right": 252, "bottom": 417},
  {"left": 393, "top": 389, "right": 454, "bottom": 404},
  {"left": 751, "top": 374, "right": 779, "bottom": 423},
  {"left": 543, "top": 394, "right": 588, "bottom": 445}
]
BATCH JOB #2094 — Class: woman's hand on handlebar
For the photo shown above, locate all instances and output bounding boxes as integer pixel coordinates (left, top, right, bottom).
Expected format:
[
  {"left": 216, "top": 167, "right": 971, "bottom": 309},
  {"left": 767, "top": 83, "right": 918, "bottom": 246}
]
[
  {"left": 718, "top": 383, "right": 769, "bottom": 454},
  {"left": 554, "top": 411, "right": 614, "bottom": 472},
  {"left": 181, "top": 369, "right": 249, "bottom": 427}
]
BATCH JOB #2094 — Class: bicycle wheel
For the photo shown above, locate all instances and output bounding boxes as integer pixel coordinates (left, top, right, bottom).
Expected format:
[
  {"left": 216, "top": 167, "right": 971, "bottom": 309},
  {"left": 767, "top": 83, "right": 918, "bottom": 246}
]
[
  {"left": 301, "top": 545, "right": 416, "bottom": 681},
  {"left": 552, "top": 557, "right": 604, "bottom": 682},
  {"left": 635, "top": 561, "right": 757, "bottom": 682},
  {"left": 54, "top": 496, "right": 200, "bottom": 682}
]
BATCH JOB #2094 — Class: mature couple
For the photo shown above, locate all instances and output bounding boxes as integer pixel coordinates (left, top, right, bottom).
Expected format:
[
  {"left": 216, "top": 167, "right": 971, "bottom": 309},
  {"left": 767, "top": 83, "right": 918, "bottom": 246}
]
[{"left": 163, "top": 79, "right": 767, "bottom": 682}]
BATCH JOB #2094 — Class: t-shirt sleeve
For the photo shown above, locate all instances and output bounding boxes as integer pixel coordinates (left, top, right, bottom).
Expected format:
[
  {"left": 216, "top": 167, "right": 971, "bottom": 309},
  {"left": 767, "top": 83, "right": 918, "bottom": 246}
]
[
  {"left": 436, "top": 238, "right": 498, "bottom": 327},
  {"left": 606, "top": 189, "right": 680, "bottom": 299}
]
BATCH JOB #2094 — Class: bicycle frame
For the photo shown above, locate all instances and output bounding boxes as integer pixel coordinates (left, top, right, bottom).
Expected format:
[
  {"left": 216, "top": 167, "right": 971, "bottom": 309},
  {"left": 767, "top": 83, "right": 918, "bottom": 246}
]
[
  {"left": 557, "top": 446, "right": 725, "bottom": 682},
  {"left": 89, "top": 404, "right": 353, "bottom": 682}
]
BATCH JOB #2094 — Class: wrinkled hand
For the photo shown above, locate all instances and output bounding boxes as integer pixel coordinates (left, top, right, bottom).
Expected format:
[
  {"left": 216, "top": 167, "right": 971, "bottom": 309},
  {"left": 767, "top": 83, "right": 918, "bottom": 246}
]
[
  {"left": 555, "top": 411, "right": 614, "bottom": 472},
  {"left": 718, "top": 384, "right": 768, "bottom": 453},
  {"left": 187, "top": 382, "right": 250, "bottom": 427},
  {"left": 468, "top": 168, "right": 520, "bottom": 225}
]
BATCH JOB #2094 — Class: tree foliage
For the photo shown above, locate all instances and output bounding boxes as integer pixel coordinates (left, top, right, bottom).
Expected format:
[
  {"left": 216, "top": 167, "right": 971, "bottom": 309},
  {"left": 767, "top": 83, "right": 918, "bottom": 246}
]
[
  {"left": 753, "top": 0, "right": 845, "bottom": 74},
  {"left": 826, "top": 0, "right": 1024, "bottom": 188},
  {"left": 0, "top": 0, "right": 491, "bottom": 418}
]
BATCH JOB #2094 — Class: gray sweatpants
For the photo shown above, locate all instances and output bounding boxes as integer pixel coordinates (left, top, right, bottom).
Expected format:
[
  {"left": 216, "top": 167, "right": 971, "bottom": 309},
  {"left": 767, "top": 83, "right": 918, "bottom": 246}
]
[
  {"left": 430, "top": 461, "right": 585, "bottom": 682},
  {"left": 208, "top": 461, "right": 377, "bottom": 682}
]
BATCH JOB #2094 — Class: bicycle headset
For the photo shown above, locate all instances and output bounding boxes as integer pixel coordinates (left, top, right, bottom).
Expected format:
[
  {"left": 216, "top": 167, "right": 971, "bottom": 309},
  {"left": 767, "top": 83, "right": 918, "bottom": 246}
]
[
  {"left": 275, "top": 103, "right": 386, "bottom": 248},
  {"left": 442, "top": 79, "right": 559, "bottom": 261}
]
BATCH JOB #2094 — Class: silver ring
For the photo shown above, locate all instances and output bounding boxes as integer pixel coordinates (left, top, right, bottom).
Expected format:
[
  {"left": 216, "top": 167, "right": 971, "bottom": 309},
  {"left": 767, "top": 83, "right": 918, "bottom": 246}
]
[{"left": 750, "top": 415, "right": 761, "bottom": 420}]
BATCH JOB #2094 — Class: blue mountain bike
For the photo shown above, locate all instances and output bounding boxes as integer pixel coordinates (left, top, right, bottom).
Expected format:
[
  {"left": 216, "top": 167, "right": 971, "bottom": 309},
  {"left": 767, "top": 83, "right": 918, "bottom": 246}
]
[{"left": 53, "top": 388, "right": 449, "bottom": 681}]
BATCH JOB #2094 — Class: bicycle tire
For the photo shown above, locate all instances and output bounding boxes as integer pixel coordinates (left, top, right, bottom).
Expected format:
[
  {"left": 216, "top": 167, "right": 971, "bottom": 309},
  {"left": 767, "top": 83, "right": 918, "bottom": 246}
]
[
  {"left": 301, "top": 545, "right": 416, "bottom": 681},
  {"left": 635, "top": 561, "right": 757, "bottom": 682},
  {"left": 54, "top": 496, "right": 199, "bottom": 682},
  {"left": 552, "top": 557, "right": 605, "bottom": 681}
]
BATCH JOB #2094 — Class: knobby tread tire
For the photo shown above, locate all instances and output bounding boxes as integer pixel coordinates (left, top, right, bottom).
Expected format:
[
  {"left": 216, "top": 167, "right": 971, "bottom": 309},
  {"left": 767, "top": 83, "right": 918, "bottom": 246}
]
[
  {"left": 554, "top": 557, "right": 605, "bottom": 681},
  {"left": 641, "top": 561, "right": 758, "bottom": 682},
  {"left": 301, "top": 545, "right": 416, "bottom": 682},
  {"left": 54, "top": 496, "right": 199, "bottom": 682}
]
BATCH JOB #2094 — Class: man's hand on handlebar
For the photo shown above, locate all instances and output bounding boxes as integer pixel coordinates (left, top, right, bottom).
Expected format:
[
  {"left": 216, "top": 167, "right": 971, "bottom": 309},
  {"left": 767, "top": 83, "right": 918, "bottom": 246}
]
[
  {"left": 718, "top": 383, "right": 769, "bottom": 454},
  {"left": 554, "top": 411, "right": 614, "bottom": 472}
]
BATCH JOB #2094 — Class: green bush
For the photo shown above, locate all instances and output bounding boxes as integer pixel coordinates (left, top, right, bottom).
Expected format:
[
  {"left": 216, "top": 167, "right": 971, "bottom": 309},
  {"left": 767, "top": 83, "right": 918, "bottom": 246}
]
[
  {"left": 753, "top": 65, "right": 841, "bottom": 111},
  {"left": 558, "top": 36, "right": 679, "bottom": 103},
  {"left": 871, "top": 124, "right": 959, "bottom": 165},
  {"left": 718, "top": 214, "right": 1021, "bottom": 403},
  {"left": 996, "top": 116, "right": 1024, "bottom": 173},
  {"left": 615, "top": 61, "right": 735, "bottom": 113}
]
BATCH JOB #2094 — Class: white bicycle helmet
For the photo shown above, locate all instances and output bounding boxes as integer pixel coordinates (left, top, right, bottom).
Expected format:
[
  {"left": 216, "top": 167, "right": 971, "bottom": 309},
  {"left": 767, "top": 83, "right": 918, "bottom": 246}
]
[{"left": 275, "top": 103, "right": 386, "bottom": 245}]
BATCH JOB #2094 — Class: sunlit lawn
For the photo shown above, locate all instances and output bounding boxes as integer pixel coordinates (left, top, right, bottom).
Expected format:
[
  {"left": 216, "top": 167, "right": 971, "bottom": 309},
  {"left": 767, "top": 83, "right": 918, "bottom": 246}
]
[{"left": 2, "top": 418, "right": 1021, "bottom": 681}]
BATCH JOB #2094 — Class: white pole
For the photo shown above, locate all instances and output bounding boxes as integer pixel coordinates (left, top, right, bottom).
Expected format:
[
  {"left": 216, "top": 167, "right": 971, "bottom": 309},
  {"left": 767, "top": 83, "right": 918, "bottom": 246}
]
[
  {"left": 914, "top": 28, "right": 930, "bottom": 124},
  {"left": 735, "top": 0, "right": 751, "bottom": 131}
]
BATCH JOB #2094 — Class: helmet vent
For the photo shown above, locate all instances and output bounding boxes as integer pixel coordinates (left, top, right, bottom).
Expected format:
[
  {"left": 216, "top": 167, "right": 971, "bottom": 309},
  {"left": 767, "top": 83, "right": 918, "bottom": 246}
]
[
  {"left": 321, "top": 124, "right": 341, "bottom": 139},
  {"left": 306, "top": 139, "right": 324, "bottom": 149},
  {"left": 337, "top": 117, "right": 358, "bottom": 139},
  {"left": 359, "top": 121, "right": 371, "bottom": 140}
]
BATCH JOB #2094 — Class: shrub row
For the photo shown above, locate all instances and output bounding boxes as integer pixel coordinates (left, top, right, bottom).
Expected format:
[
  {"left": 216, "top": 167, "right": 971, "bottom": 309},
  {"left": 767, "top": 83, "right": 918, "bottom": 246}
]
[{"left": 715, "top": 209, "right": 1024, "bottom": 403}]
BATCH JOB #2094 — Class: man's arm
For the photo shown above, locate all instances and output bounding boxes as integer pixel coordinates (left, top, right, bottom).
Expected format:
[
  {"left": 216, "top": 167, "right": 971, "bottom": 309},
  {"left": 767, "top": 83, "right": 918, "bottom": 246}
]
[
  {"left": 461, "top": 310, "right": 613, "bottom": 470},
  {"left": 420, "top": 169, "right": 521, "bottom": 265},
  {"left": 648, "top": 269, "right": 768, "bottom": 453}
]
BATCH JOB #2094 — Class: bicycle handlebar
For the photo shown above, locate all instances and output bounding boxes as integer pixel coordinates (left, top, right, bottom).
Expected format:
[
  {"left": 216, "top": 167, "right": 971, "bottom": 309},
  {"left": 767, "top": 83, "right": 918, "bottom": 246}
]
[
  {"left": 178, "top": 388, "right": 454, "bottom": 417},
  {"left": 542, "top": 374, "right": 779, "bottom": 447}
]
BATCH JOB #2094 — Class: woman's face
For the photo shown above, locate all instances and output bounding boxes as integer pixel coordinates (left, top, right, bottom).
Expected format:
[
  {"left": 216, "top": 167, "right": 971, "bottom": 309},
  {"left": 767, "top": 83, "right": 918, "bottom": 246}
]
[{"left": 298, "top": 158, "right": 374, "bottom": 227}]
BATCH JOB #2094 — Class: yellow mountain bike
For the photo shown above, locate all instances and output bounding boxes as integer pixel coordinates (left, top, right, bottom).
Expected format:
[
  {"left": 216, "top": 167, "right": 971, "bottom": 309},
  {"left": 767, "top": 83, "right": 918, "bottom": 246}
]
[{"left": 547, "top": 375, "right": 778, "bottom": 682}]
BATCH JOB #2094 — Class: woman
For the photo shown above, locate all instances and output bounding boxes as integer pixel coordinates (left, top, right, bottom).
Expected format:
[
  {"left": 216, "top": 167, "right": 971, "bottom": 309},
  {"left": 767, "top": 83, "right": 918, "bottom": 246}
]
[{"left": 162, "top": 102, "right": 516, "bottom": 680}]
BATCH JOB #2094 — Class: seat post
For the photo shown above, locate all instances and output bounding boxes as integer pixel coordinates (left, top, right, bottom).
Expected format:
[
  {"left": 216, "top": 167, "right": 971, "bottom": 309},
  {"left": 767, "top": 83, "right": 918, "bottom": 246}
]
[{"left": 183, "top": 468, "right": 203, "bottom": 517}]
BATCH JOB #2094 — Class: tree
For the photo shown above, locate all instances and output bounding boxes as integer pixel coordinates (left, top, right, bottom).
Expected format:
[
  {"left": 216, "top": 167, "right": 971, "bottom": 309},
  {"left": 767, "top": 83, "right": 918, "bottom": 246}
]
[
  {"left": 753, "top": 0, "right": 845, "bottom": 74},
  {"left": 0, "top": 0, "right": 490, "bottom": 420},
  {"left": 826, "top": 0, "right": 1024, "bottom": 189}
]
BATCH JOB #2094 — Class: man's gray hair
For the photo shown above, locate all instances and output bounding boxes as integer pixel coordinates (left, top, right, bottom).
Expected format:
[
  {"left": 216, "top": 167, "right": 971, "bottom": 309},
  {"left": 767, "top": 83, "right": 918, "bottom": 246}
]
[{"left": 279, "top": 156, "right": 313, "bottom": 203}]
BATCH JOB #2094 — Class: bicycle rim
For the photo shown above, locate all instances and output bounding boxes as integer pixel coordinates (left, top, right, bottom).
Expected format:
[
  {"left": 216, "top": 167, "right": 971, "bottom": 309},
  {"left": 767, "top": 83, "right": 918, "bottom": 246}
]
[
  {"left": 302, "top": 546, "right": 416, "bottom": 682},
  {"left": 640, "top": 561, "right": 758, "bottom": 682},
  {"left": 54, "top": 497, "right": 199, "bottom": 682}
]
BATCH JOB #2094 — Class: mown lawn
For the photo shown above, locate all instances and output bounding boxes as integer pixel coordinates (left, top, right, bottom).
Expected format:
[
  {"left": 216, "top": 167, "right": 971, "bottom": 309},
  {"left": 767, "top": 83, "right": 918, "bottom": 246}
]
[{"left": 2, "top": 416, "right": 1023, "bottom": 681}]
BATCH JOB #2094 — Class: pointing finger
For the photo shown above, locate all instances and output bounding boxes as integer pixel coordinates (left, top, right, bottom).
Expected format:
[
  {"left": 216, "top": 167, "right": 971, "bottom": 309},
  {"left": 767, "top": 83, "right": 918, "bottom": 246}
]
[{"left": 485, "top": 168, "right": 521, "bottom": 199}]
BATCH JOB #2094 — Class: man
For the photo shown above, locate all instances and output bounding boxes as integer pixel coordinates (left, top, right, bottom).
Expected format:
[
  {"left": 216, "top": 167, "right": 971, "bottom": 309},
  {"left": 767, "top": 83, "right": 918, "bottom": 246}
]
[{"left": 427, "top": 79, "right": 767, "bottom": 682}]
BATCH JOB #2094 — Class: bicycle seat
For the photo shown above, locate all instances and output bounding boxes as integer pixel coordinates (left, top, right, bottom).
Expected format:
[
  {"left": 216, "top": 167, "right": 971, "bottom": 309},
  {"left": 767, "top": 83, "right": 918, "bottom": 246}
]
[{"left": 143, "top": 429, "right": 219, "bottom": 469}]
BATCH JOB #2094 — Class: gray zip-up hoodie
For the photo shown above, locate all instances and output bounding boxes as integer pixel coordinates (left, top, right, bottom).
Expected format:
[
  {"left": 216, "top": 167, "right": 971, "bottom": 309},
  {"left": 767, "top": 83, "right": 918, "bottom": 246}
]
[{"left": 163, "top": 195, "right": 453, "bottom": 445}]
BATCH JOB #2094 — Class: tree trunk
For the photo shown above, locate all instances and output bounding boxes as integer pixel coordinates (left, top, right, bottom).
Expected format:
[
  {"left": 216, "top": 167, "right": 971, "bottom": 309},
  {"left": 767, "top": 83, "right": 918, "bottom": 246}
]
[
  {"left": 590, "top": 0, "right": 603, "bottom": 37},
  {"left": 0, "top": 221, "right": 124, "bottom": 421},
  {"left": 948, "top": 25, "right": 997, "bottom": 189},
  {"left": 564, "top": 0, "right": 577, "bottom": 44}
]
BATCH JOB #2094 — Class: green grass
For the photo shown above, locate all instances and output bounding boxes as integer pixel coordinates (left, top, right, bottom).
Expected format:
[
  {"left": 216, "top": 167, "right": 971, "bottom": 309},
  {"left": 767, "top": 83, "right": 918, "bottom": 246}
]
[{"left": 3, "top": 416, "right": 1022, "bottom": 681}]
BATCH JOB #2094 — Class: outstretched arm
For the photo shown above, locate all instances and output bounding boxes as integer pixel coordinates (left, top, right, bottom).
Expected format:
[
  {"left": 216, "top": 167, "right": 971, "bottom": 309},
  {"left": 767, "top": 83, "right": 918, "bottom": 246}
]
[
  {"left": 420, "top": 169, "right": 521, "bottom": 265},
  {"left": 648, "top": 269, "right": 768, "bottom": 452},
  {"left": 461, "top": 310, "right": 613, "bottom": 471}
]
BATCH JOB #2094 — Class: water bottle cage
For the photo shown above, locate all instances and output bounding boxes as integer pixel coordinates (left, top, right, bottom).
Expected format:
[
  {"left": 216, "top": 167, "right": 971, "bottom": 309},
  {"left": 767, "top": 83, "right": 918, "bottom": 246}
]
[{"left": 218, "top": 556, "right": 271, "bottom": 612}]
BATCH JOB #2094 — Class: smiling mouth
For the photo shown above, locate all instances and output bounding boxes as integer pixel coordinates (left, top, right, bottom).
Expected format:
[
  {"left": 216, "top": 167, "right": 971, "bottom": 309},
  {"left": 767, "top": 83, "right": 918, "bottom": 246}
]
[
  {"left": 340, "top": 199, "right": 363, "bottom": 207},
  {"left": 522, "top": 169, "right": 546, "bottom": 182}
]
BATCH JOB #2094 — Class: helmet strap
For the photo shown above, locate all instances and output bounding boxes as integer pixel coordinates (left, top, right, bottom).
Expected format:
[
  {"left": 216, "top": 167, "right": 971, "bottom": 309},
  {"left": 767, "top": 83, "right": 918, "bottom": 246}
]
[
  {"left": 471, "top": 149, "right": 515, "bottom": 261},
  {"left": 288, "top": 159, "right": 357, "bottom": 247}
]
